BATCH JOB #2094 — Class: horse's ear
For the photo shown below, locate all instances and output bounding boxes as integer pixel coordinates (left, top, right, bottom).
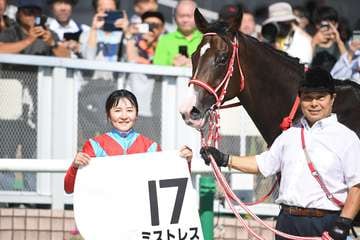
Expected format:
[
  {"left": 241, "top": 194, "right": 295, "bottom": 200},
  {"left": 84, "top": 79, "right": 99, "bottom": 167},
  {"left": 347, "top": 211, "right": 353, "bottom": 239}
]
[
  {"left": 226, "top": 13, "right": 243, "bottom": 35},
  {"left": 194, "top": 8, "right": 208, "bottom": 33}
]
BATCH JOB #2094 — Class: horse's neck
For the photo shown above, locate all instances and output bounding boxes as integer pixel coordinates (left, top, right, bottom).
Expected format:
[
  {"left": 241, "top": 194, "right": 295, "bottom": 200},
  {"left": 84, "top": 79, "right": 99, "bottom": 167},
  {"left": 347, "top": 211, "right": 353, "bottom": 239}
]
[{"left": 237, "top": 40, "right": 303, "bottom": 144}]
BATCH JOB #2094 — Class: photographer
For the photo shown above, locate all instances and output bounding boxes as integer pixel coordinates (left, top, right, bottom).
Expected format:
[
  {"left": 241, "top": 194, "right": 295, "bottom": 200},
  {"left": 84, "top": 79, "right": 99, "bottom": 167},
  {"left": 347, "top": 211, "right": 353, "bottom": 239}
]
[
  {"left": 126, "top": 11, "right": 164, "bottom": 64},
  {"left": 80, "top": 0, "right": 129, "bottom": 67},
  {"left": 47, "top": 0, "right": 89, "bottom": 58},
  {"left": 0, "top": 0, "right": 69, "bottom": 57},
  {"left": 261, "top": 2, "right": 313, "bottom": 65},
  {"left": 331, "top": 26, "right": 360, "bottom": 83},
  {"left": 311, "top": 6, "right": 347, "bottom": 69}
]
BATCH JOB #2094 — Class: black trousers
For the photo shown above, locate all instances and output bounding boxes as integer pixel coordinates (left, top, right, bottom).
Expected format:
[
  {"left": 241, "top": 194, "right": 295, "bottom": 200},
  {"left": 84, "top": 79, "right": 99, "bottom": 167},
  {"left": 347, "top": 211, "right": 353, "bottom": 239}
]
[{"left": 275, "top": 209, "right": 339, "bottom": 240}]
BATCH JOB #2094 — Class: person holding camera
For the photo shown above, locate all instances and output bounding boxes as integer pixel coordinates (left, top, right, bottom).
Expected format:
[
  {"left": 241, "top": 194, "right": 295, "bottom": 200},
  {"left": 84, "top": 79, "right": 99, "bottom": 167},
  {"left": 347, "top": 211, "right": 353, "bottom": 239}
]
[
  {"left": 47, "top": 0, "right": 89, "bottom": 58},
  {"left": 311, "top": 6, "right": 347, "bottom": 70},
  {"left": 261, "top": 2, "right": 313, "bottom": 65},
  {"left": 200, "top": 67, "right": 360, "bottom": 240},
  {"left": 0, "top": 0, "right": 69, "bottom": 57},
  {"left": 153, "top": 0, "right": 201, "bottom": 67},
  {"left": 80, "top": 0, "right": 129, "bottom": 68},
  {"left": 331, "top": 25, "right": 360, "bottom": 83},
  {"left": 126, "top": 11, "right": 164, "bottom": 64}
]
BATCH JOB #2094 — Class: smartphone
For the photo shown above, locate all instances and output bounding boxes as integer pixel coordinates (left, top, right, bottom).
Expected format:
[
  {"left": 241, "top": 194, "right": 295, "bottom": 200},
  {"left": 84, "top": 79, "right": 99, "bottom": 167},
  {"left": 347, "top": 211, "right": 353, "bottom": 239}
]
[
  {"left": 353, "top": 30, "right": 360, "bottom": 41},
  {"left": 136, "top": 23, "right": 149, "bottom": 34},
  {"left": 35, "top": 15, "right": 47, "bottom": 28},
  {"left": 320, "top": 21, "right": 330, "bottom": 31},
  {"left": 103, "top": 11, "right": 124, "bottom": 31},
  {"left": 179, "top": 45, "right": 188, "bottom": 57},
  {"left": 63, "top": 31, "right": 82, "bottom": 42}
]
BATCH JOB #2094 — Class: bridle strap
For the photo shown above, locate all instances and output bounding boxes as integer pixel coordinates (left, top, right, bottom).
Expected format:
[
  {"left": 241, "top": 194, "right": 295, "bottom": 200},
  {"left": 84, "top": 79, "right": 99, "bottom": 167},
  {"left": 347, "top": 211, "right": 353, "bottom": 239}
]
[{"left": 301, "top": 126, "right": 344, "bottom": 207}]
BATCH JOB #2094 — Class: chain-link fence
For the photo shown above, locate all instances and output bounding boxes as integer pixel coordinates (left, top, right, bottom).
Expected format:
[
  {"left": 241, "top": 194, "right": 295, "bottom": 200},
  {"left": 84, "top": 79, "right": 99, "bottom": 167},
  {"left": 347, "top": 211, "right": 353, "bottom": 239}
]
[{"left": 0, "top": 55, "right": 275, "bottom": 209}]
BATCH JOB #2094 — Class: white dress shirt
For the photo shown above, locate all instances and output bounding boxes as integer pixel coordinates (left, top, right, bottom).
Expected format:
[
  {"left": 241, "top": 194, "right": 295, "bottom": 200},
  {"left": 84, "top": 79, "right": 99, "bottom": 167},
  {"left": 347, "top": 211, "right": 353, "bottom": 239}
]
[{"left": 256, "top": 114, "right": 360, "bottom": 210}]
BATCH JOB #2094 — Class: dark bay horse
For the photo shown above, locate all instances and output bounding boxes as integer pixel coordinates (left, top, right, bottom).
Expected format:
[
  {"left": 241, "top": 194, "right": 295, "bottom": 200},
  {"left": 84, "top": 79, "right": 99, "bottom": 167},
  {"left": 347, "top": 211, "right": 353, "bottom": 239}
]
[{"left": 180, "top": 9, "right": 360, "bottom": 146}]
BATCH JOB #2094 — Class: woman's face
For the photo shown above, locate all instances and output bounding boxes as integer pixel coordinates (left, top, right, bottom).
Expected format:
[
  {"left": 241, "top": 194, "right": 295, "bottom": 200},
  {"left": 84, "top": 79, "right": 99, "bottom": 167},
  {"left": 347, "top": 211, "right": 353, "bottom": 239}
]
[
  {"left": 97, "top": 0, "right": 116, "bottom": 13},
  {"left": 108, "top": 97, "right": 137, "bottom": 132}
]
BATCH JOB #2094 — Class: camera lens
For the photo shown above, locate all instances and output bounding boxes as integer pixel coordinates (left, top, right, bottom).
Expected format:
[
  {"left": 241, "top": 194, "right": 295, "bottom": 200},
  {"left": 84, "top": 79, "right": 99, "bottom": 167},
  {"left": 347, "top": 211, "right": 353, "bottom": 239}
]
[{"left": 261, "top": 23, "right": 279, "bottom": 44}]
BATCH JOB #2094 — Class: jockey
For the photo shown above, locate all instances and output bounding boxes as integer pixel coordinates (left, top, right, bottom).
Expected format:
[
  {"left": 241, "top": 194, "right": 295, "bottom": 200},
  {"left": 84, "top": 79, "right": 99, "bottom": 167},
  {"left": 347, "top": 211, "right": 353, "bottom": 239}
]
[
  {"left": 200, "top": 67, "right": 360, "bottom": 240},
  {"left": 64, "top": 89, "right": 192, "bottom": 193}
]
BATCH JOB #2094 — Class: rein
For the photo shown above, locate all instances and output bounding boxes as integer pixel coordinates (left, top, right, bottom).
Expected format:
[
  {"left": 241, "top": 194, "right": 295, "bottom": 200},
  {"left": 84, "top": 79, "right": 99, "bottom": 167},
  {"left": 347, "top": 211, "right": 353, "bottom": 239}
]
[{"left": 189, "top": 32, "right": 245, "bottom": 146}]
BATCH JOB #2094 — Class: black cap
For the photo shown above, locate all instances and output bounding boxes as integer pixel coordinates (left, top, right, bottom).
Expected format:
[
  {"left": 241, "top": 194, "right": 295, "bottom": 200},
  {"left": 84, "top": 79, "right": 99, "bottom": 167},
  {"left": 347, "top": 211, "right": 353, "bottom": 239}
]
[
  {"left": 18, "top": 0, "right": 43, "bottom": 9},
  {"left": 47, "top": 0, "right": 78, "bottom": 5},
  {"left": 219, "top": 4, "right": 243, "bottom": 22},
  {"left": 299, "top": 67, "right": 335, "bottom": 94}
]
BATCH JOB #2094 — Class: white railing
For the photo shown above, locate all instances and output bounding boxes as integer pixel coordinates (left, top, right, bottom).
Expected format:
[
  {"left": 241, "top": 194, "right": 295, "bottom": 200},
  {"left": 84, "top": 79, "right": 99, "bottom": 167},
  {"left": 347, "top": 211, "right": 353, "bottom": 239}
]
[{"left": 0, "top": 54, "right": 278, "bottom": 216}]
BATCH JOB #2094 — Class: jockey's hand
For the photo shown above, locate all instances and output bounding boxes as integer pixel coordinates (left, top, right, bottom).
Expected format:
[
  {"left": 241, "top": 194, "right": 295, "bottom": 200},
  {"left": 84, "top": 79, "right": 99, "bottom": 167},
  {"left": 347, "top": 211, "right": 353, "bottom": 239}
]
[
  {"left": 200, "top": 147, "right": 229, "bottom": 167},
  {"left": 327, "top": 216, "right": 352, "bottom": 240}
]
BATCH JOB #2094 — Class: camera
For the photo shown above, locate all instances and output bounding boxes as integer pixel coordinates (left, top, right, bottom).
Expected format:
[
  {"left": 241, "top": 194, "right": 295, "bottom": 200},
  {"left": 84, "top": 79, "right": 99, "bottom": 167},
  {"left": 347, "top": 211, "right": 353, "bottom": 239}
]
[
  {"left": 352, "top": 30, "right": 360, "bottom": 41},
  {"left": 320, "top": 21, "right": 330, "bottom": 31},
  {"left": 35, "top": 15, "right": 47, "bottom": 28},
  {"left": 261, "top": 22, "right": 279, "bottom": 44},
  {"left": 103, "top": 11, "right": 124, "bottom": 32},
  {"left": 136, "top": 23, "right": 149, "bottom": 34}
]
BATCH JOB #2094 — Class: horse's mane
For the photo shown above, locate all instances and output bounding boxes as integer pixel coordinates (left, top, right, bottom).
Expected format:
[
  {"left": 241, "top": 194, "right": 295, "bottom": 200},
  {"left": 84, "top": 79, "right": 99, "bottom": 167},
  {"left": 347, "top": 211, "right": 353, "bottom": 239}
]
[
  {"left": 335, "top": 79, "right": 360, "bottom": 101},
  {"left": 241, "top": 33, "right": 304, "bottom": 75},
  {"left": 204, "top": 21, "right": 304, "bottom": 76}
]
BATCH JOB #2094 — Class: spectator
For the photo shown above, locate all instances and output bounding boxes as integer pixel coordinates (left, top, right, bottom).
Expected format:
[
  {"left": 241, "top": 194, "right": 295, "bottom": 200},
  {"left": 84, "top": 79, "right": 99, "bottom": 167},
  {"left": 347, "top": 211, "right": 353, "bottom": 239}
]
[
  {"left": 0, "top": 0, "right": 69, "bottom": 57},
  {"left": 200, "top": 67, "right": 360, "bottom": 240},
  {"left": 47, "top": 0, "right": 89, "bottom": 58},
  {"left": 0, "top": 0, "right": 15, "bottom": 32},
  {"left": 79, "top": 0, "right": 129, "bottom": 79},
  {"left": 64, "top": 89, "right": 193, "bottom": 193},
  {"left": 311, "top": 6, "right": 347, "bottom": 69},
  {"left": 219, "top": 4, "right": 258, "bottom": 38},
  {"left": 261, "top": 2, "right": 313, "bottom": 65},
  {"left": 130, "top": 0, "right": 158, "bottom": 24},
  {"left": 153, "top": 0, "right": 201, "bottom": 67},
  {"left": 241, "top": 9, "right": 258, "bottom": 38},
  {"left": 293, "top": 5, "right": 311, "bottom": 32},
  {"left": 331, "top": 29, "right": 360, "bottom": 83},
  {"left": 126, "top": 11, "right": 164, "bottom": 64}
]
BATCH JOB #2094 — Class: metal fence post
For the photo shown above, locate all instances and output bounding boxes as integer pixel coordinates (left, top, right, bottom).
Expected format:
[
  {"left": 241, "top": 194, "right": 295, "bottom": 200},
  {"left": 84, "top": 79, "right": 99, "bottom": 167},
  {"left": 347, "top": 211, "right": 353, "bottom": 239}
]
[{"left": 199, "top": 175, "right": 216, "bottom": 240}]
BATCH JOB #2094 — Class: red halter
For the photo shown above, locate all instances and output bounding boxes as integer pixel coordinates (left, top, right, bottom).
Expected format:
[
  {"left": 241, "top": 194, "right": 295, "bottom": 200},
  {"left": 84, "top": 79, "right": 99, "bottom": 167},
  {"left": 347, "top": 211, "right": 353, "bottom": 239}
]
[{"left": 188, "top": 32, "right": 245, "bottom": 146}]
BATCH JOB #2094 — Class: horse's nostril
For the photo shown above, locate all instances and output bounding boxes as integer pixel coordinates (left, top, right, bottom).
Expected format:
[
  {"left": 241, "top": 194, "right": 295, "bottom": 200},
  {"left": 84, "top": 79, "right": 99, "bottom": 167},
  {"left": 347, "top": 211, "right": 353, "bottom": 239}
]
[{"left": 190, "top": 107, "right": 202, "bottom": 120}]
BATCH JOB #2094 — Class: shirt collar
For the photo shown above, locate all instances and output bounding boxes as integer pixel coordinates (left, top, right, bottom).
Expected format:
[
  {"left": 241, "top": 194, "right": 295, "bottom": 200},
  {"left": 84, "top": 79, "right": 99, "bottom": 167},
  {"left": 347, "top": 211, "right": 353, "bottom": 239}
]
[
  {"left": 301, "top": 113, "right": 338, "bottom": 130},
  {"left": 111, "top": 128, "right": 135, "bottom": 138},
  {"left": 174, "top": 29, "right": 201, "bottom": 41}
]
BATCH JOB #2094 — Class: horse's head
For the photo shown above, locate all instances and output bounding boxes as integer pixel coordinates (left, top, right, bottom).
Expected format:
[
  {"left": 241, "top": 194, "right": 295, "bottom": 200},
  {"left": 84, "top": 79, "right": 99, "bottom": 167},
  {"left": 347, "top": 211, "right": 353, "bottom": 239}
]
[{"left": 180, "top": 8, "right": 244, "bottom": 129}]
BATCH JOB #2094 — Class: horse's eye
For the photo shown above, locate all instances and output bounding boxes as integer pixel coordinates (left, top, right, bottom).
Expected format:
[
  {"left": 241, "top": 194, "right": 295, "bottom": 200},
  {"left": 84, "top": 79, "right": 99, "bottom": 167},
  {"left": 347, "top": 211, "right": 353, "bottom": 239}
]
[{"left": 215, "top": 53, "right": 228, "bottom": 65}]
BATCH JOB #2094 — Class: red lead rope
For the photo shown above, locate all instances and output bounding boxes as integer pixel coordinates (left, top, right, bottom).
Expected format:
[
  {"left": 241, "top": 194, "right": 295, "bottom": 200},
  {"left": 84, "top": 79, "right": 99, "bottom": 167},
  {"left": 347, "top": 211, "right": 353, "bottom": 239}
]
[{"left": 301, "top": 127, "right": 344, "bottom": 207}]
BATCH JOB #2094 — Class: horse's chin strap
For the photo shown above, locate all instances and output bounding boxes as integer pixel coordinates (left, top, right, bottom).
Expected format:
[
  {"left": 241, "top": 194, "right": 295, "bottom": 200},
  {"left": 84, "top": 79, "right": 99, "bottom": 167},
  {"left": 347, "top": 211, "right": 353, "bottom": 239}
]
[{"left": 189, "top": 33, "right": 245, "bottom": 147}]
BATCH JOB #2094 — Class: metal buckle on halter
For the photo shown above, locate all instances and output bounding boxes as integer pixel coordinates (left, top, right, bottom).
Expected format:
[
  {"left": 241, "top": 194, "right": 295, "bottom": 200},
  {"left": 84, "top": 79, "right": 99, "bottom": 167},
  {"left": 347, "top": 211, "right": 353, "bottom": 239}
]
[
  {"left": 312, "top": 171, "right": 319, "bottom": 177},
  {"left": 326, "top": 193, "right": 334, "bottom": 199}
]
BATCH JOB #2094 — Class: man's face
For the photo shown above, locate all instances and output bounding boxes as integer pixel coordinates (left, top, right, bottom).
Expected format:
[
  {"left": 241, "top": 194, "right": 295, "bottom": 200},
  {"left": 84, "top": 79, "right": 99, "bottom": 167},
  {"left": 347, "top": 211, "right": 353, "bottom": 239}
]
[
  {"left": 143, "top": 16, "right": 164, "bottom": 42},
  {"left": 0, "top": 0, "right": 7, "bottom": 16},
  {"left": 240, "top": 13, "right": 256, "bottom": 35},
  {"left": 300, "top": 91, "right": 335, "bottom": 126},
  {"left": 175, "top": 1, "right": 196, "bottom": 36},
  {"left": 52, "top": 1, "right": 72, "bottom": 24}
]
